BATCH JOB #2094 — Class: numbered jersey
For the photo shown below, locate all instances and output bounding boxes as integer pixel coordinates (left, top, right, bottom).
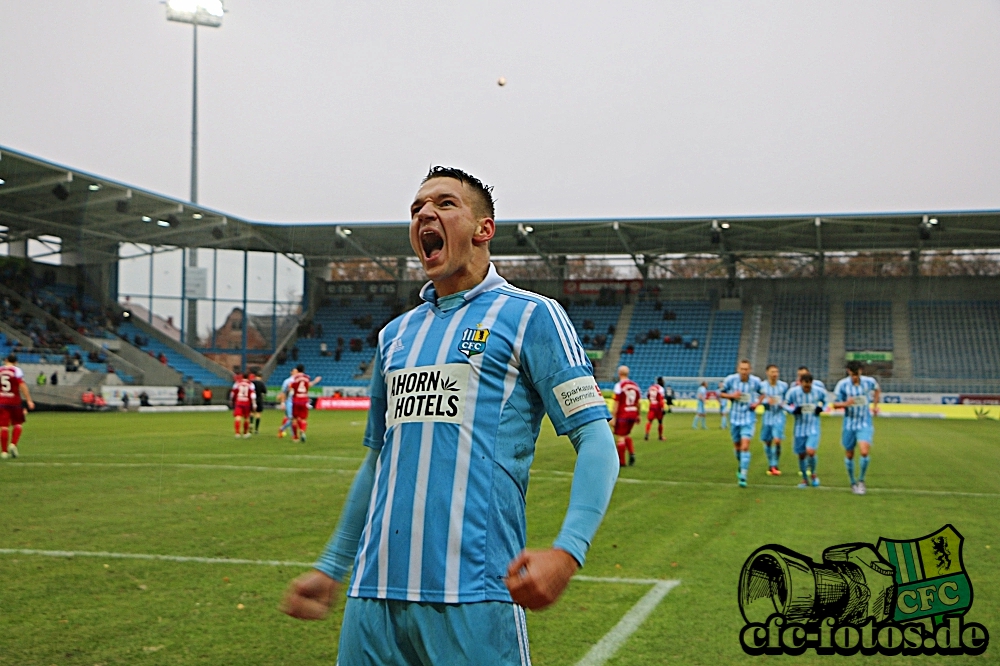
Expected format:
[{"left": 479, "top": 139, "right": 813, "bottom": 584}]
[
  {"left": 613, "top": 379, "right": 641, "bottom": 420},
  {"left": 289, "top": 373, "right": 312, "bottom": 405},
  {"left": 647, "top": 384, "right": 665, "bottom": 409},
  {"left": 0, "top": 366, "right": 23, "bottom": 407},
  {"left": 230, "top": 379, "right": 255, "bottom": 407}
]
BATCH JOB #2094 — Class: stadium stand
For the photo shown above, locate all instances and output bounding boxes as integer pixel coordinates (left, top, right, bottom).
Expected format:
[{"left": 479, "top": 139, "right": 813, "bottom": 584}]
[
  {"left": 620, "top": 300, "right": 711, "bottom": 388},
  {"left": 844, "top": 301, "right": 893, "bottom": 350},
  {"left": 766, "top": 296, "right": 830, "bottom": 378},
  {"left": 565, "top": 301, "right": 621, "bottom": 352},
  {"left": 118, "top": 321, "right": 222, "bottom": 386},
  {"left": 703, "top": 310, "right": 743, "bottom": 376},
  {"left": 287, "top": 297, "right": 394, "bottom": 387},
  {"left": 908, "top": 301, "right": 1000, "bottom": 380}
]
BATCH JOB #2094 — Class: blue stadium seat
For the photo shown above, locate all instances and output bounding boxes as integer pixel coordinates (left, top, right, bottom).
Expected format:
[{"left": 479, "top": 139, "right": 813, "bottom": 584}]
[
  {"left": 845, "top": 301, "right": 892, "bottom": 351},
  {"left": 767, "top": 296, "right": 829, "bottom": 378},
  {"left": 908, "top": 301, "right": 1000, "bottom": 379},
  {"left": 118, "top": 321, "right": 224, "bottom": 385}
]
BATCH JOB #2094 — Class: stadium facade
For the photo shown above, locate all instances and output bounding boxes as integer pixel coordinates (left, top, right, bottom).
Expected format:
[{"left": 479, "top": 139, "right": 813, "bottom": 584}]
[{"left": 1, "top": 145, "right": 998, "bottom": 405}]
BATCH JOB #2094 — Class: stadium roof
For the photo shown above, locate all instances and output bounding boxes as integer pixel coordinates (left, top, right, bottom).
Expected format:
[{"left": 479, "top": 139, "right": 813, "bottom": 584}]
[{"left": 3, "top": 145, "right": 1000, "bottom": 269}]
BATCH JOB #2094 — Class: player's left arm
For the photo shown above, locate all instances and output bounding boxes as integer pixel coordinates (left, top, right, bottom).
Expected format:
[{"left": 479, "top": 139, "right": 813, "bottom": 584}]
[
  {"left": 308, "top": 376, "right": 323, "bottom": 387},
  {"left": 19, "top": 380, "right": 34, "bottom": 411},
  {"left": 505, "top": 303, "right": 616, "bottom": 610},
  {"left": 871, "top": 380, "right": 881, "bottom": 416}
]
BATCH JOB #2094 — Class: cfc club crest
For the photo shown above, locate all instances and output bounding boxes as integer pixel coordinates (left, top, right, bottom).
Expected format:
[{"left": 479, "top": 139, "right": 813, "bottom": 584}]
[
  {"left": 459, "top": 327, "right": 490, "bottom": 357},
  {"left": 876, "top": 524, "right": 973, "bottom": 625}
]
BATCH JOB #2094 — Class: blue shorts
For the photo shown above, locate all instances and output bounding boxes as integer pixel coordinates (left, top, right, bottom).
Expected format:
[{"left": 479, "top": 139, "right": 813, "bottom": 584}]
[
  {"left": 760, "top": 420, "right": 786, "bottom": 443},
  {"left": 793, "top": 433, "right": 820, "bottom": 455},
  {"left": 841, "top": 426, "right": 874, "bottom": 451},
  {"left": 285, "top": 400, "right": 294, "bottom": 419},
  {"left": 730, "top": 422, "right": 754, "bottom": 443},
  {"left": 338, "top": 597, "right": 530, "bottom": 666},
  {"left": 696, "top": 401, "right": 705, "bottom": 414}
]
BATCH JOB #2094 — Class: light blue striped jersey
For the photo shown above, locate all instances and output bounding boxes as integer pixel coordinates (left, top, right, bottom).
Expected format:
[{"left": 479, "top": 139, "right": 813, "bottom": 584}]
[
  {"left": 349, "top": 264, "right": 611, "bottom": 604},
  {"left": 760, "top": 380, "right": 789, "bottom": 426},
  {"left": 279, "top": 375, "right": 294, "bottom": 394},
  {"left": 696, "top": 386, "right": 707, "bottom": 409},
  {"left": 783, "top": 384, "right": 827, "bottom": 437},
  {"left": 721, "top": 374, "right": 764, "bottom": 426},
  {"left": 834, "top": 375, "right": 879, "bottom": 431}
]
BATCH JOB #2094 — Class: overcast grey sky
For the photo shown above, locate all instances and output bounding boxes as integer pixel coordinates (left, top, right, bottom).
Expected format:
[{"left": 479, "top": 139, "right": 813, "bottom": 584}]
[{"left": 3, "top": 1, "right": 999, "bottom": 223}]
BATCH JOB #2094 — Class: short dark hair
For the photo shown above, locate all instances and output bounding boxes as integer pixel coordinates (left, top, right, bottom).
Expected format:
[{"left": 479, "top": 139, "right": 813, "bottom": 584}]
[
  {"left": 422, "top": 166, "right": 495, "bottom": 219},
  {"left": 6, "top": 354, "right": 16, "bottom": 363},
  {"left": 765, "top": 364, "right": 778, "bottom": 370},
  {"left": 296, "top": 364, "right": 305, "bottom": 373},
  {"left": 846, "top": 360, "right": 863, "bottom": 374},
  {"left": 656, "top": 377, "right": 664, "bottom": 386},
  {"left": 801, "top": 373, "right": 813, "bottom": 383},
  {"left": 738, "top": 358, "right": 751, "bottom": 366}
]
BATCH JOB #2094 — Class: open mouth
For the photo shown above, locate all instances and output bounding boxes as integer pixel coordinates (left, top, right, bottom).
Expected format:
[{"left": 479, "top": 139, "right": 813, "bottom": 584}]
[{"left": 419, "top": 228, "right": 444, "bottom": 261}]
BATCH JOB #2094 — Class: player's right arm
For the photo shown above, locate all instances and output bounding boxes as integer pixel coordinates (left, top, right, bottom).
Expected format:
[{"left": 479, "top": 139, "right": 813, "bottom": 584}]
[
  {"left": 282, "top": 344, "right": 387, "bottom": 620},
  {"left": 831, "top": 380, "right": 853, "bottom": 409}
]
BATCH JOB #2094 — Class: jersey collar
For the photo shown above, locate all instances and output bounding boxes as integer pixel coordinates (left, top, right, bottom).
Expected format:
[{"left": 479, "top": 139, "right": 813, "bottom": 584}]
[{"left": 418, "top": 262, "right": 508, "bottom": 307}]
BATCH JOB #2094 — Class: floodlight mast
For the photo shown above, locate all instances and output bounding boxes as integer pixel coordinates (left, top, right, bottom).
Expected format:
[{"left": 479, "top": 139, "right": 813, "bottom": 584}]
[{"left": 165, "top": 0, "right": 225, "bottom": 347}]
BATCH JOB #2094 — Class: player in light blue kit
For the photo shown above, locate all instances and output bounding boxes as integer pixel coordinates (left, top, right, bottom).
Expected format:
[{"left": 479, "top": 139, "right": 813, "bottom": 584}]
[
  {"left": 276, "top": 367, "right": 297, "bottom": 438},
  {"left": 282, "top": 168, "right": 620, "bottom": 665},
  {"left": 833, "top": 360, "right": 880, "bottom": 495},
  {"left": 759, "top": 364, "right": 788, "bottom": 476},
  {"left": 717, "top": 381, "right": 729, "bottom": 429},
  {"left": 783, "top": 373, "right": 827, "bottom": 488},
  {"left": 719, "top": 360, "right": 764, "bottom": 488},
  {"left": 692, "top": 381, "right": 708, "bottom": 429}
]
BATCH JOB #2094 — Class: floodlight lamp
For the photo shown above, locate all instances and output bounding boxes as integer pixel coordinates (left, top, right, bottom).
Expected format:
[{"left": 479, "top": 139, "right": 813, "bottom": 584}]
[
  {"left": 166, "top": 0, "right": 225, "bottom": 28},
  {"left": 721, "top": 223, "right": 731, "bottom": 229},
  {"left": 88, "top": 183, "right": 102, "bottom": 191},
  {"left": 142, "top": 216, "right": 152, "bottom": 222},
  {"left": 336, "top": 227, "right": 352, "bottom": 238},
  {"left": 192, "top": 213, "right": 203, "bottom": 220},
  {"left": 929, "top": 218, "right": 938, "bottom": 226},
  {"left": 523, "top": 226, "right": 534, "bottom": 234},
  {"left": 0, "top": 179, "right": 6, "bottom": 186},
  {"left": 123, "top": 311, "right": 130, "bottom": 318},
  {"left": 157, "top": 220, "right": 171, "bottom": 227}
]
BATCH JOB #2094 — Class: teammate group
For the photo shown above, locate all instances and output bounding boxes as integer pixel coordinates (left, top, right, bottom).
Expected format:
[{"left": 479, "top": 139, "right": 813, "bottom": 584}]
[
  {"left": 227, "top": 364, "right": 321, "bottom": 441},
  {"left": 613, "top": 358, "right": 880, "bottom": 494}
]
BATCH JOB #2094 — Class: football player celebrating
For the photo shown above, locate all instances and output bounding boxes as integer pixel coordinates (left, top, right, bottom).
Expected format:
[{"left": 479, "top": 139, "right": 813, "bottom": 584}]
[
  {"left": 783, "top": 373, "right": 827, "bottom": 488},
  {"left": 644, "top": 377, "right": 666, "bottom": 441},
  {"left": 0, "top": 355, "right": 34, "bottom": 459},
  {"left": 719, "top": 359, "right": 765, "bottom": 487},
  {"left": 282, "top": 167, "right": 618, "bottom": 665},
  {"left": 759, "top": 364, "right": 788, "bottom": 476},
  {"left": 277, "top": 367, "right": 298, "bottom": 438},
  {"left": 833, "top": 360, "right": 880, "bottom": 495},
  {"left": 611, "top": 365, "right": 641, "bottom": 465}
]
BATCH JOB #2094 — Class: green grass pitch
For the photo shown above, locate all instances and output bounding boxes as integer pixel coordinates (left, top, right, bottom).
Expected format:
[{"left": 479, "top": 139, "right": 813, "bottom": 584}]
[{"left": 0, "top": 410, "right": 997, "bottom": 665}]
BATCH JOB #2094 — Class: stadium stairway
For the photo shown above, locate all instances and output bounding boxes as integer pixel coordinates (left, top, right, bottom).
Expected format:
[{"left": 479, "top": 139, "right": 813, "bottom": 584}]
[
  {"left": 827, "top": 299, "right": 846, "bottom": 382},
  {"left": 890, "top": 300, "right": 913, "bottom": 380},
  {"left": 594, "top": 302, "right": 635, "bottom": 384},
  {"left": 116, "top": 314, "right": 232, "bottom": 387},
  {"left": 0, "top": 282, "right": 147, "bottom": 385}
]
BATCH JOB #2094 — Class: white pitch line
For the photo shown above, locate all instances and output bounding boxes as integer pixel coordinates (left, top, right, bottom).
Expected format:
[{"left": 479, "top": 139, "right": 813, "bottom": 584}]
[
  {"left": 574, "top": 580, "right": 681, "bottom": 666},
  {"left": 7, "top": 462, "right": 996, "bottom": 499},
  {"left": 0, "top": 549, "right": 674, "bottom": 588},
  {"left": 7, "top": 462, "right": 357, "bottom": 475}
]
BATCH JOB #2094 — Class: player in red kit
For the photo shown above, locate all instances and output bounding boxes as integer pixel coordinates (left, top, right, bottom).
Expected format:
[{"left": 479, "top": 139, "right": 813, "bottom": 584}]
[
  {"left": 610, "top": 365, "right": 640, "bottom": 466},
  {"left": 644, "top": 377, "right": 666, "bottom": 441},
  {"left": 0, "top": 355, "right": 34, "bottom": 459},
  {"left": 229, "top": 374, "right": 256, "bottom": 439},
  {"left": 288, "top": 363, "right": 322, "bottom": 442}
]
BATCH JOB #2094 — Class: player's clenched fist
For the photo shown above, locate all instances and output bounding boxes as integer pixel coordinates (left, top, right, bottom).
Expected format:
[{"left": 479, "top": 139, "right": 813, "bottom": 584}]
[
  {"left": 281, "top": 570, "right": 339, "bottom": 620},
  {"left": 505, "top": 548, "right": 579, "bottom": 610}
]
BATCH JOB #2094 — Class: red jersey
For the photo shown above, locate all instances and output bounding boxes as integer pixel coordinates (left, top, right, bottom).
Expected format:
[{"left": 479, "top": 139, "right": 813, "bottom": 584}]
[
  {"left": 0, "top": 365, "right": 24, "bottom": 407},
  {"left": 646, "top": 384, "right": 665, "bottom": 409},
  {"left": 289, "top": 373, "right": 312, "bottom": 405},
  {"left": 230, "top": 379, "right": 256, "bottom": 407},
  {"left": 613, "top": 379, "right": 641, "bottom": 420}
]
